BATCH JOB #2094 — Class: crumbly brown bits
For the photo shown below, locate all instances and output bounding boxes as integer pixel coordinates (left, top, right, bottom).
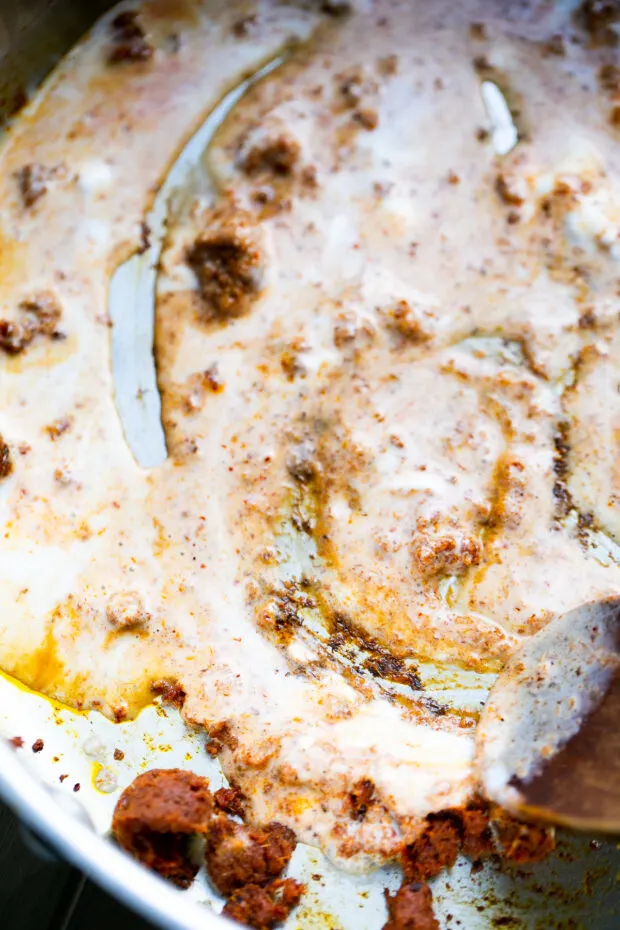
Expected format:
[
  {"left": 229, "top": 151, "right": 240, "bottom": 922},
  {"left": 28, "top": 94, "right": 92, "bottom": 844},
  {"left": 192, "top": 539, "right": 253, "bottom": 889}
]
[
  {"left": 301, "top": 165, "right": 318, "bottom": 188},
  {"left": 460, "top": 802, "right": 495, "bottom": 860},
  {"left": 402, "top": 812, "right": 462, "bottom": 882},
  {"left": 349, "top": 778, "right": 375, "bottom": 820},
  {"left": 577, "top": 0, "right": 619, "bottom": 46},
  {"left": 32, "top": 739, "right": 44, "bottom": 753},
  {"left": 106, "top": 591, "right": 150, "bottom": 629},
  {"left": 280, "top": 342, "right": 307, "bottom": 381},
  {"left": 223, "top": 878, "right": 305, "bottom": 929},
  {"left": 491, "top": 808, "right": 555, "bottom": 863},
  {"left": 321, "top": 0, "right": 351, "bottom": 16},
  {"left": 382, "top": 300, "right": 434, "bottom": 343},
  {"left": 383, "top": 882, "right": 439, "bottom": 930},
  {"left": 183, "top": 365, "right": 224, "bottom": 413},
  {"left": 541, "top": 33, "right": 566, "bottom": 56},
  {"left": 0, "top": 319, "right": 36, "bottom": 355},
  {"left": 402, "top": 801, "right": 554, "bottom": 882},
  {"left": 377, "top": 54, "right": 398, "bottom": 76},
  {"left": 206, "top": 720, "right": 239, "bottom": 756},
  {"left": 8, "top": 736, "right": 23, "bottom": 749},
  {"left": 44, "top": 417, "right": 72, "bottom": 441},
  {"left": 0, "top": 291, "right": 63, "bottom": 356},
  {"left": 187, "top": 204, "right": 264, "bottom": 321},
  {"left": 473, "top": 54, "right": 492, "bottom": 73},
  {"left": 205, "top": 816, "right": 297, "bottom": 896},
  {"left": 232, "top": 15, "right": 257, "bottom": 38},
  {"left": 19, "top": 292, "right": 62, "bottom": 335},
  {"left": 113, "top": 748, "right": 125, "bottom": 761},
  {"left": 333, "top": 310, "right": 376, "bottom": 351},
  {"left": 241, "top": 136, "right": 301, "bottom": 177},
  {"left": 339, "top": 72, "right": 363, "bottom": 108},
  {"left": 112, "top": 769, "right": 213, "bottom": 888},
  {"left": 599, "top": 63, "right": 620, "bottom": 91},
  {"left": 214, "top": 785, "right": 246, "bottom": 818},
  {"left": 579, "top": 307, "right": 597, "bottom": 328},
  {"left": 469, "top": 22, "right": 488, "bottom": 40},
  {"left": 411, "top": 522, "right": 482, "bottom": 577},
  {"left": 151, "top": 678, "right": 186, "bottom": 708},
  {"left": 109, "top": 10, "right": 154, "bottom": 63},
  {"left": 352, "top": 107, "right": 379, "bottom": 130},
  {"left": 16, "top": 163, "right": 49, "bottom": 208},
  {"left": 287, "top": 445, "right": 320, "bottom": 484},
  {"left": 138, "top": 221, "right": 151, "bottom": 253},
  {"left": 495, "top": 172, "right": 526, "bottom": 207},
  {"left": 0, "top": 436, "right": 12, "bottom": 479}
]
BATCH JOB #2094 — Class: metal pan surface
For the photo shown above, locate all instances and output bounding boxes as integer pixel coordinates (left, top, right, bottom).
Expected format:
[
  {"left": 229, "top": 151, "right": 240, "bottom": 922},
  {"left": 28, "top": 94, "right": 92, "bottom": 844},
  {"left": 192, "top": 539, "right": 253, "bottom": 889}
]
[{"left": 0, "top": 2, "right": 618, "bottom": 928}]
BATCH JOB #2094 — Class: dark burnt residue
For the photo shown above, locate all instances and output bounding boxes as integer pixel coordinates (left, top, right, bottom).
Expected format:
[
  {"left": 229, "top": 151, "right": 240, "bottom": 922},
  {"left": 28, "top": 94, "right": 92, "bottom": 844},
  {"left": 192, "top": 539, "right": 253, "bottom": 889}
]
[
  {"left": 241, "top": 135, "right": 300, "bottom": 177},
  {"left": 402, "top": 800, "right": 555, "bottom": 884},
  {"left": 0, "top": 291, "right": 63, "bottom": 356},
  {"left": 552, "top": 421, "right": 571, "bottom": 522},
  {"left": 187, "top": 205, "right": 264, "bottom": 323},
  {"left": 0, "top": 435, "right": 12, "bottom": 479},
  {"left": 257, "top": 582, "right": 317, "bottom": 646},
  {"left": 0, "top": 319, "right": 35, "bottom": 354},
  {"left": 349, "top": 778, "right": 375, "bottom": 820},
  {"left": 287, "top": 444, "right": 321, "bottom": 484},
  {"left": 599, "top": 63, "right": 620, "bottom": 92},
  {"left": 328, "top": 612, "right": 423, "bottom": 691},
  {"left": 287, "top": 440, "right": 327, "bottom": 535},
  {"left": 321, "top": 0, "right": 352, "bottom": 16},
  {"left": 222, "top": 878, "right": 305, "bottom": 928},
  {"left": 575, "top": 0, "right": 619, "bottom": 46},
  {"left": 138, "top": 221, "right": 151, "bottom": 253},
  {"left": 16, "top": 163, "right": 50, "bottom": 208},
  {"left": 577, "top": 509, "right": 595, "bottom": 546},
  {"left": 20, "top": 293, "right": 62, "bottom": 336},
  {"left": 383, "top": 881, "right": 439, "bottom": 930},
  {"left": 231, "top": 14, "right": 257, "bottom": 38},
  {"left": 109, "top": 10, "right": 154, "bottom": 63},
  {"left": 492, "top": 808, "right": 556, "bottom": 864},
  {"left": 418, "top": 695, "right": 448, "bottom": 717}
]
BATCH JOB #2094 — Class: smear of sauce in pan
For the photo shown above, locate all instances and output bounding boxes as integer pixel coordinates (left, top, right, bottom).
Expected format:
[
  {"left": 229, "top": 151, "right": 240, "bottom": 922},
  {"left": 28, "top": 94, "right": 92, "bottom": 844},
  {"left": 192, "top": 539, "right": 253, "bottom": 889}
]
[{"left": 0, "top": 0, "right": 620, "bottom": 869}]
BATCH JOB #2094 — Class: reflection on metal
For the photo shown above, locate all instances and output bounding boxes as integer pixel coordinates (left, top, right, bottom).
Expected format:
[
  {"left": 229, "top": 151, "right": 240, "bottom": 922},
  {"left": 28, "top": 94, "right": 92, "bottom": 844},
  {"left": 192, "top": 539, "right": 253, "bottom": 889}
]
[
  {"left": 481, "top": 81, "right": 518, "bottom": 156},
  {"left": 108, "top": 59, "right": 282, "bottom": 468}
]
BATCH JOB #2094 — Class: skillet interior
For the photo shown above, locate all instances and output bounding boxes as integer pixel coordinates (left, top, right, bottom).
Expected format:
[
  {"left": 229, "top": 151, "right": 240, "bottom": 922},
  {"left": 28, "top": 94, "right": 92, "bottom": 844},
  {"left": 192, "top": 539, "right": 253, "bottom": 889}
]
[{"left": 0, "top": 1, "right": 618, "bottom": 927}]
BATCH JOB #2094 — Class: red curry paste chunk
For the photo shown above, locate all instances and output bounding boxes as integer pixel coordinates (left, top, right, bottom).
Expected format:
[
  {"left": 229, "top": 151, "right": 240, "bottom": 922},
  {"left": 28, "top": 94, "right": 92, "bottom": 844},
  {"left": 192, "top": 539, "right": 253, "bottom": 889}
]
[
  {"left": 205, "top": 816, "right": 296, "bottom": 896},
  {"left": 112, "top": 768, "right": 213, "bottom": 888}
]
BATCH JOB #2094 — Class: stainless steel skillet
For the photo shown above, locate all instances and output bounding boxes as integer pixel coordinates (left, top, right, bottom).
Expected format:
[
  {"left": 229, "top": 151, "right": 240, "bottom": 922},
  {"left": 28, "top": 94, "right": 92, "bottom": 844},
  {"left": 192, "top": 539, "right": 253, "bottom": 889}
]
[{"left": 0, "top": 2, "right": 618, "bottom": 928}]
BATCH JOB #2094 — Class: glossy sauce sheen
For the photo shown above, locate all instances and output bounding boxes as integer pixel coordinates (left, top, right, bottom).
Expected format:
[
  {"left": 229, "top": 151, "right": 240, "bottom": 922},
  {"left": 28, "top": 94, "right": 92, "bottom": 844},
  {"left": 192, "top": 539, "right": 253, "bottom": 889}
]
[{"left": 0, "top": 0, "right": 619, "bottom": 870}]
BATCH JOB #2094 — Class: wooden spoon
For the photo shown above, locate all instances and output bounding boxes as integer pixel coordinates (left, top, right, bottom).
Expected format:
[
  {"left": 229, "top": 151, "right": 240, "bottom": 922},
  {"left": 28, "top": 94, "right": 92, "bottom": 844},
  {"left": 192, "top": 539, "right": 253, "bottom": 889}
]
[{"left": 476, "top": 596, "right": 620, "bottom": 832}]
